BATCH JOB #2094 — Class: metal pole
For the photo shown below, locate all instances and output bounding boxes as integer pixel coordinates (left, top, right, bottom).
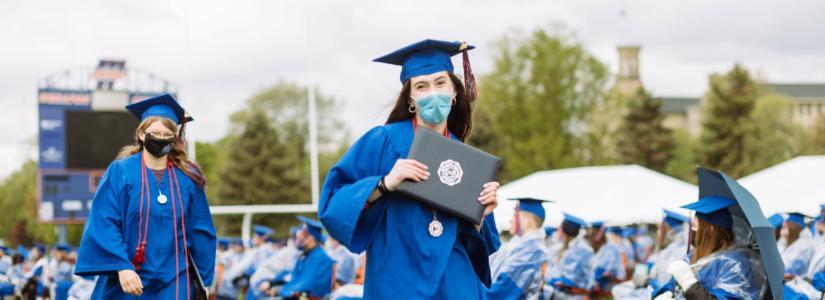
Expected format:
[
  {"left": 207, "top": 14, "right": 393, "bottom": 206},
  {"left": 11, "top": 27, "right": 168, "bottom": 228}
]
[
  {"left": 308, "top": 86, "right": 320, "bottom": 209},
  {"left": 242, "top": 212, "right": 252, "bottom": 249},
  {"left": 57, "top": 224, "right": 67, "bottom": 244}
]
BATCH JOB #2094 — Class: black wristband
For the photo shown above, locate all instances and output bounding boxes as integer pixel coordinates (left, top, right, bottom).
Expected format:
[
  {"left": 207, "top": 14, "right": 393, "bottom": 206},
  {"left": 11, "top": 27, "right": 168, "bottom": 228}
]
[{"left": 378, "top": 176, "right": 389, "bottom": 195}]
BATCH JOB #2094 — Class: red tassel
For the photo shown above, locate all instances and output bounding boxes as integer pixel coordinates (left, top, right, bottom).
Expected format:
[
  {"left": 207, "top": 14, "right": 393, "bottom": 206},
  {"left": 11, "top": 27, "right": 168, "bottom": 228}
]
[
  {"left": 132, "top": 242, "right": 146, "bottom": 270},
  {"left": 461, "top": 45, "right": 477, "bottom": 102}
]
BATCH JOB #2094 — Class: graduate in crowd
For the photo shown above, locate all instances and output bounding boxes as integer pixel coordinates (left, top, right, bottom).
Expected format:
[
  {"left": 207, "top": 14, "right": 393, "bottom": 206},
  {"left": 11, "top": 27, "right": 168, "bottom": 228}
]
[
  {"left": 658, "top": 196, "right": 767, "bottom": 299},
  {"left": 74, "top": 94, "right": 217, "bottom": 299},
  {"left": 248, "top": 229, "right": 302, "bottom": 300},
  {"left": 263, "top": 216, "right": 334, "bottom": 299},
  {"left": 586, "top": 221, "right": 607, "bottom": 254},
  {"left": 780, "top": 213, "right": 816, "bottom": 278},
  {"left": 632, "top": 227, "right": 654, "bottom": 266},
  {"left": 67, "top": 275, "right": 97, "bottom": 300},
  {"left": 592, "top": 226, "right": 629, "bottom": 297},
  {"left": 325, "top": 237, "right": 358, "bottom": 287},
  {"left": 766, "top": 214, "right": 784, "bottom": 241},
  {"left": 0, "top": 246, "right": 13, "bottom": 298},
  {"left": 619, "top": 228, "right": 637, "bottom": 271},
  {"left": 215, "top": 238, "right": 245, "bottom": 299},
  {"left": 318, "top": 39, "right": 501, "bottom": 299},
  {"left": 487, "top": 198, "right": 550, "bottom": 300},
  {"left": 27, "top": 244, "right": 50, "bottom": 294},
  {"left": 218, "top": 225, "right": 275, "bottom": 298},
  {"left": 648, "top": 210, "right": 689, "bottom": 289},
  {"left": 545, "top": 213, "right": 594, "bottom": 300},
  {"left": 611, "top": 209, "right": 691, "bottom": 300},
  {"left": 51, "top": 244, "right": 76, "bottom": 300},
  {"left": 814, "top": 204, "right": 825, "bottom": 243}
]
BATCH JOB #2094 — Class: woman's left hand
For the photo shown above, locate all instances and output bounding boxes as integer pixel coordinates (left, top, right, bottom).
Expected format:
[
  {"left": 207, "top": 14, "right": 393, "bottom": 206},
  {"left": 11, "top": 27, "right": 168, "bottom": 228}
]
[{"left": 479, "top": 181, "right": 500, "bottom": 218}]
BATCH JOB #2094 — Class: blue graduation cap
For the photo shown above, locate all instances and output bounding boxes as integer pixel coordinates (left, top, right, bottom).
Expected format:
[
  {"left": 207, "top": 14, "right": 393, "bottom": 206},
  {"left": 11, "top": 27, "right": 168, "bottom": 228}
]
[
  {"left": 622, "top": 227, "right": 636, "bottom": 238},
  {"left": 374, "top": 39, "right": 475, "bottom": 83},
  {"left": 217, "top": 237, "right": 230, "bottom": 249},
  {"left": 562, "top": 213, "right": 587, "bottom": 230},
  {"left": 297, "top": 216, "right": 325, "bottom": 242},
  {"left": 510, "top": 197, "right": 553, "bottom": 221},
  {"left": 33, "top": 243, "right": 46, "bottom": 254},
  {"left": 16, "top": 245, "right": 28, "bottom": 260},
  {"left": 767, "top": 214, "right": 784, "bottom": 229},
  {"left": 590, "top": 221, "right": 605, "bottom": 229},
  {"left": 606, "top": 226, "right": 623, "bottom": 235},
  {"left": 253, "top": 225, "right": 274, "bottom": 238},
  {"left": 786, "top": 213, "right": 808, "bottom": 227},
  {"left": 544, "top": 226, "right": 557, "bottom": 237},
  {"left": 681, "top": 195, "right": 737, "bottom": 230},
  {"left": 663, "top": 209, "right": 689, "bottom": 228},
  {"left": 0, "top": 246, "right": 8, "bottom": 253},
  {"left": 229, "top": 237, "right": 244, "bottom": 246},
  {"left": 125, "top": 93, "right": 192, "bottom": 125},
  {"left": 55, "top": 243, "right": 72, "bottom": 252}
]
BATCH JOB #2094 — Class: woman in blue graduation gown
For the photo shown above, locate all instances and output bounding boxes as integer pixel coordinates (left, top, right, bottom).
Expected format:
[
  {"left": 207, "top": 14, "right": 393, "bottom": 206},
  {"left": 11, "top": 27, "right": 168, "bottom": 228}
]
[
  {"left": 75, "top": 94, "right": 217, "bottom": 299},
  {"left": 318, "top": 39, "right": 501, "bottom": 299},
  {"left": 661, "top": 196, "right": 767, "bottom": 299}
]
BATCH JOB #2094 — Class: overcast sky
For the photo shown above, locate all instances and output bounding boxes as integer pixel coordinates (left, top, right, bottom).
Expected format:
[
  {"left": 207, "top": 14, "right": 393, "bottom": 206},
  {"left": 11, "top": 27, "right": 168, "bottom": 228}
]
[{"left": 2, "top": 0, "right": 825, "bottom": 179}]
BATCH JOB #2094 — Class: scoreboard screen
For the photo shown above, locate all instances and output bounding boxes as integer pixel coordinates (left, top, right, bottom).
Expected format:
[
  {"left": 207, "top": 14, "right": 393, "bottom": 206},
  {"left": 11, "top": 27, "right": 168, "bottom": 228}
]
[{"left": 65, "top": 111, "right": 139, "bottom": 170}]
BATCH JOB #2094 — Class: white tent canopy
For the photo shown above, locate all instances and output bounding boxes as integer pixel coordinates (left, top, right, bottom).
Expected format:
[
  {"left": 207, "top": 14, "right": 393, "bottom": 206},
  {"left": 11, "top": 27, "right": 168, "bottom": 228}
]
[
  {"left": 740, "top": 156, "right": 825, "bottom": 217},
  {"left": 493, "top": 165, "right": 696, "bottom": 231}
]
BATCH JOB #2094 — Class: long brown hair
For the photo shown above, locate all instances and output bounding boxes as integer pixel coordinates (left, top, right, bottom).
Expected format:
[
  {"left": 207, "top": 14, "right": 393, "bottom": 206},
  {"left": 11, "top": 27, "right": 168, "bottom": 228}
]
[
  {"left": 786, "top": 221, "right": 803, "bottom": 245},
  {"left": 691, "top": 219, "right": 734, "bottom": 263},
  {"left": 385, "top": 73, "right": 474, "bottom": 142},
  {"left": 117, "top": 117, "right": 207, "bottom": 188}
]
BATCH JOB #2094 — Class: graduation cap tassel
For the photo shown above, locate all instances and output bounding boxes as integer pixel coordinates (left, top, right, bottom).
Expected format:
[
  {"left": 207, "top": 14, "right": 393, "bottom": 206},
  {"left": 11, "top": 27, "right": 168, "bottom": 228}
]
[{"left": 460, "top": 43, "right": 478, "bottom": 102}]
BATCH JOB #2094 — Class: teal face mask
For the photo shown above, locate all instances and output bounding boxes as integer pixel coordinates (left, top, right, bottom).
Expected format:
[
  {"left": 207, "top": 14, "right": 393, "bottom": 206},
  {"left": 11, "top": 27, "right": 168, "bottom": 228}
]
[{"left": 413, "top": 92, "right": 452, "bottom": 125}]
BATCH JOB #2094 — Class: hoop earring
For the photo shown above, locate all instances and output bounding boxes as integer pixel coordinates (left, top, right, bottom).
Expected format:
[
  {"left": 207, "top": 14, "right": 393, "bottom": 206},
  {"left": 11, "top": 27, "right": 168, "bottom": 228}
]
[{"left": 408, "top": 103, "right": 417, "bottom": 113}]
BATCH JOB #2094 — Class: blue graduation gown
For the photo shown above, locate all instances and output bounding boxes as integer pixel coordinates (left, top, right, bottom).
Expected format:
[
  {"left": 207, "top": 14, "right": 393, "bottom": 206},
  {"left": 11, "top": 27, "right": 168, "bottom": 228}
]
[
  {"left": 279, "top": 246, "right": 335, "bottom": 298},
  {"left": 592, "top": 241, "right": 627, "bottom": 288},
  {"left": 74, "top": 152, "right": 217, "bottom": 299},
  {"left": 692, "top": 248, "right": 766, "bottom": 299},
  {"left": 486, "top": 229, "right": 548, "bottom": 300},
  {"left": 546, "top": 237, "right": 594, "bottom": 291},
  {"left": 781, "top": 234, "right": 816, "bottom": 277},
  {"left": 318, "top": 119, "right": 501, "bottom": 299}
]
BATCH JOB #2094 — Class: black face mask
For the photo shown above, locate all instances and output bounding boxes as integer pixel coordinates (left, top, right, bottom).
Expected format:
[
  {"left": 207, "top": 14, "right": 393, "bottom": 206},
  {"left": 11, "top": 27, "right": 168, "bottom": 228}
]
[{"left": 143, "top": 133, "right": 176, "bottom": 158}]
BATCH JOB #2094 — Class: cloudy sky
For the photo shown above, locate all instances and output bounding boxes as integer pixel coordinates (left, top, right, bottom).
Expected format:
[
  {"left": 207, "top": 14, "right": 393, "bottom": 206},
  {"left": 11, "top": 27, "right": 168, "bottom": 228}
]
[{"left": 2, "top": 0, "right": 825, "bottom": 179}]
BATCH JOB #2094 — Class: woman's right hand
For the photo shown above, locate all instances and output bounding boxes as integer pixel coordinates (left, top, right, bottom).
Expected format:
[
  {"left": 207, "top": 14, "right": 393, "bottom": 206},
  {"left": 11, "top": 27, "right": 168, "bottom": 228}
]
[
  {"left": 383, "top": 159, "right": 429, "bottom": 192},
  {"left": 118, "top": 269, "right": 143, "bottom": 295}
]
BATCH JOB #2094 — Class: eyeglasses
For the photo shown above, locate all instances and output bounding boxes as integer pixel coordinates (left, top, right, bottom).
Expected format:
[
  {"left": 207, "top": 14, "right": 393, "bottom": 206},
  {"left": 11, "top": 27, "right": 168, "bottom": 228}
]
[{"left": 145, "top": 131, "right": 176, "bottom": 139}]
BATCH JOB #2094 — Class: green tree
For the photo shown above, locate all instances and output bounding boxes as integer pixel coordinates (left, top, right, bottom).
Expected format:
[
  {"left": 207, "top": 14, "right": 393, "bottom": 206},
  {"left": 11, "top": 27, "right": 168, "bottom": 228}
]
[
  {"left": 698, "top": 64, "right": 759, "bottom": 178},
  {"left": 217, "top": 110, "right": 304, "bottom": 235},
  {"left": 208, "top": 81, "right": 348, "bottom": 237},
  {"left": 746, "top": 93, "right": 804, "bottom": 172},
  {"left": 474, "top": 28, "right": 610, "bottom": 181},
  {"left": 804, "top": 113, "right": 825, "bottom": 154},
  {"left": 195, "top": 138, "right": 229, "bottom": 203},
  {"left": 615, "top": 88, "right": 674, "bottom": 172},
  {"left": 0, "top": 161, "right": 84, "bottom": 246},
  {"left": 665, "top": 129, "right": 698, "bottom": 183}
]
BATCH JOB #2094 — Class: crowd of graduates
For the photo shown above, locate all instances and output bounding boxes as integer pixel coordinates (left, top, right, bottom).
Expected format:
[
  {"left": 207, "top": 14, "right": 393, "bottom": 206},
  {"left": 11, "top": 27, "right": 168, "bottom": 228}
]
[{"left": 3, "top": 201, "right": 824, "bottom": 299}]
